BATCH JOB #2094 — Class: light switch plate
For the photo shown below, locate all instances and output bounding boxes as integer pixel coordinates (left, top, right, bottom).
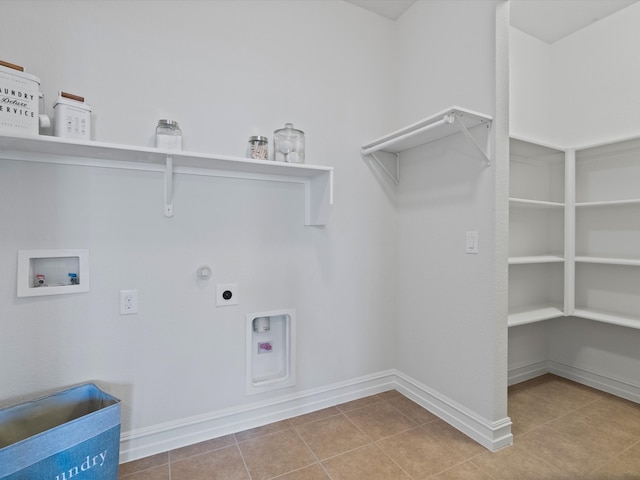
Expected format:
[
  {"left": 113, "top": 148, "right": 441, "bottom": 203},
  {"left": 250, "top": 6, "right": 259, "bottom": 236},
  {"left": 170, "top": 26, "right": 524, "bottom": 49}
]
[{"left": 466, "top": 231, "right": 479, "bottom": 254}]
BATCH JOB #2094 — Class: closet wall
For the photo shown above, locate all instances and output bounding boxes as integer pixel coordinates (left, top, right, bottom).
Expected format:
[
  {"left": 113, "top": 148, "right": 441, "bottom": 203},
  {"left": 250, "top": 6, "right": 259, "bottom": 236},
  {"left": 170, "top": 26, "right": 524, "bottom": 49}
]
[
  {"left": 509, "top": 2, "right": 640, "bottom": 397},
  {"left": 393, "top": 0, "right": 508, "bottom": 424}
]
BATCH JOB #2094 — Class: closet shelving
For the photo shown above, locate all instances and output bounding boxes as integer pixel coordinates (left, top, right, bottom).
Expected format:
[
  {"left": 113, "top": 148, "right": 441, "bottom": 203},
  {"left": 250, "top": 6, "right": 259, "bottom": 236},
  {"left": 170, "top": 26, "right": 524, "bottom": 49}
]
[
  {"left": 509, "top": 255, "right": 564, "bottom": 265},
  {"left": 0, "top": 132, "right": 333, "bottom": 226},
  {"left": 571, "top": 135, "right": 640, "bottom": 329},
  {"left": 361, "top": 106, "right": 492, "bottom": 184},
  {"left": 509, "top": 134, "right": 640, "bottom": 330},
  {"left": 508, "top": 137, "right": 566, "bottom": 327}
]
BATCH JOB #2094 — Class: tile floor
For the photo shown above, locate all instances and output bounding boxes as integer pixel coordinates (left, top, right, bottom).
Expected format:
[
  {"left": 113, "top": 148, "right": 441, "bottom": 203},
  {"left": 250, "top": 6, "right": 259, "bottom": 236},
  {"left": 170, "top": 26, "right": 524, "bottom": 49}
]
[{"left": 119, "top": 374, "right": 640, "bottom": 479}]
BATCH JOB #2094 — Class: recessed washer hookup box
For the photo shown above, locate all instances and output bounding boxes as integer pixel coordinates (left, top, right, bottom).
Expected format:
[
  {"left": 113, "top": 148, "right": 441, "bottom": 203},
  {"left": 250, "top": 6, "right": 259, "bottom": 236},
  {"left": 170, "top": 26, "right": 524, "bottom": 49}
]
[{"left": 0, "top": 383, "right": 121, "bottom": 480}]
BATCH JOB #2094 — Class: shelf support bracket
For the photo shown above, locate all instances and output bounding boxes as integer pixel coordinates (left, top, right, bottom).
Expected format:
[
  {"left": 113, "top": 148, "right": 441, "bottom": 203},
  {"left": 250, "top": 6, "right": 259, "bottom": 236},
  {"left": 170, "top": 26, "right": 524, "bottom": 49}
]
[
  {"left": 452, "top": 113, "right": 492, "bottom": 166},
  {"left": 369, "top": 151, "right": 399, "bottom": 185},
  {"left": 164, "top": 155, "right": 174, "bottom": 217}
]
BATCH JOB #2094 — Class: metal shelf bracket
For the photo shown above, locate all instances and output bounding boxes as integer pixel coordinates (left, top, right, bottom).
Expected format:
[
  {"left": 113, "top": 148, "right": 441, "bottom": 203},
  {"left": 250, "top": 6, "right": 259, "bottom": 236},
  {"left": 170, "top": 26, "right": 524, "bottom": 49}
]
[
  {"left": 369, "top": 151, "right": 400, "bottom": 185},
  {"left": 452, "top": 113, "right": 492, "bottom": 166}
]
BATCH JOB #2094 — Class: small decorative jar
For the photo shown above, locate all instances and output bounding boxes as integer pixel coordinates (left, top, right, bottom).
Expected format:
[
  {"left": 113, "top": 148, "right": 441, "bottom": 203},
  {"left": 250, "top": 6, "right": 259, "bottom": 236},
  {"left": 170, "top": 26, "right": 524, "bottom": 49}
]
[
  {"left": 156, "top": 119, "right": 182, "bottom": 150},
  {"left": 274, "top": 123, "right": 305, "bottom": 163},
  {"left": 247, "top": 136, "right": 269, "bottom": 160}
]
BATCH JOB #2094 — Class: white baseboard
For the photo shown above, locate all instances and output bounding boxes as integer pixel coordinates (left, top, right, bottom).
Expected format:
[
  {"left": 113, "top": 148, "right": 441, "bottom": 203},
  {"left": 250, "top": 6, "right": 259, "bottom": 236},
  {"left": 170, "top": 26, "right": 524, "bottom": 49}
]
[
  {"left": 549, "top": 361, "right": 640, "bottom": 404},
  {"left": 120, "top": 370, "right": 397, "bottom": 463},
  {"left": 394, "top": 371, "right": 512, "bottom": 452},
  {"left": 507, "top": 360, "right": 549, "bottom": 385},
  {"left": 508, "top": 360, "right": 640, "bottom": 404},
  {"left": 121, "top": 361, "right": 640, "bottom": 463},
  {"left": 120, "top": 369, "right": 514, "bottom": 462}
]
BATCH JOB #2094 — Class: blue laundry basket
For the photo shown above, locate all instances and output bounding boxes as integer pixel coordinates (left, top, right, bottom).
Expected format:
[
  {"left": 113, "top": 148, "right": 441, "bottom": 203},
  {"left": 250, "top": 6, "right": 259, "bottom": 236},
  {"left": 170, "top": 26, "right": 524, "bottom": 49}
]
[{"left": 0, "top": 383, "right": 120, "bottom": 480}]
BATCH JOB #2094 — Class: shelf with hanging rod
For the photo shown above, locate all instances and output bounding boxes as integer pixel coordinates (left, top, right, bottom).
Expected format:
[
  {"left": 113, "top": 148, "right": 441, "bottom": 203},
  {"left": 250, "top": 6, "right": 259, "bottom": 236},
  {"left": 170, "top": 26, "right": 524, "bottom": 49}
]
[{"left": 360, "top": 106, "right": 492, "bottom": 184}]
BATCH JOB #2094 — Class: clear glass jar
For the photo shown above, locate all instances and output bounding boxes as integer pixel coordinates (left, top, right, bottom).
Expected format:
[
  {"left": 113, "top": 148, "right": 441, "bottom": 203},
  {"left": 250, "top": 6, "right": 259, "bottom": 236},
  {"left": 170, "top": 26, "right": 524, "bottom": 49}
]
[
  {"left": 156, "top": 119, "right": 182, "bottom": 150},
  {"left": 274, "top": 123, "right": 305, "bottom": 163},
  {"left": 247, "top": 135, "right": 269, "bottom": 160}
]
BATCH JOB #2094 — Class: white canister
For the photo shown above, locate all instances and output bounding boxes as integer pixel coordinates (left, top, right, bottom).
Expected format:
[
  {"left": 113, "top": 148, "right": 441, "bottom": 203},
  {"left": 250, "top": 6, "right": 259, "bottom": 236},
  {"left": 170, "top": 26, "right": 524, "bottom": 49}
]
[
  {"left": 155, "top": 119, "right": 182, "bottom": 150},
  {"left": 0, "top": 63, "right": 41, "bottom": 135},
  {"left": 54, "top": 92, "right": 92, "bottom": 140}
]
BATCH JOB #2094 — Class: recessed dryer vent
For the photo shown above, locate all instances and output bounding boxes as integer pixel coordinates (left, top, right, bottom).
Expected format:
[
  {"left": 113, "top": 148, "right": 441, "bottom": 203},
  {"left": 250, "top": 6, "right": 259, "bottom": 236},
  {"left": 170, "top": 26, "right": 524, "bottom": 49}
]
[{"left": 246, "top": 309, "right": 296, "bottom": 395}]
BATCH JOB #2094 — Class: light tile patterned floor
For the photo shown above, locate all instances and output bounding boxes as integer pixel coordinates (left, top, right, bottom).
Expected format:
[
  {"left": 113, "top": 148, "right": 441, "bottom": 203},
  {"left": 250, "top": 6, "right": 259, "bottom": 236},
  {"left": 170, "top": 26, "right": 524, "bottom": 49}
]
[{"left": 119, "top": 374, "right": 640, "bottom": 479}]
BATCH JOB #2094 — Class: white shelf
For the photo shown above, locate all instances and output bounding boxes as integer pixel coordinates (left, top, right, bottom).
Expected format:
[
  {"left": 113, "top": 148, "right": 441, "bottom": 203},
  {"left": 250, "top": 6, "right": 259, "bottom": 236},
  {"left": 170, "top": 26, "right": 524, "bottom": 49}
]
[
  {"left": 573, "top": 308, "right": 640, "bottom": 330},
  {"left": 508, "top": 305, "right": 565, "bottom": 327},
  {"left": 361, "top": 106, "right": 492, "bottom": 183},
  {"left": 576, "top": 198, "right": 640, "bottom": 208},
  {"left": 0, "top": 132, "right": 333, "bottom": 226},
  {"left": 509, "top": 255, "right": 564, "bottom": 265},
  {"left": 509, "top": 197, "right": 564, "bottom": 208},
  {"left": 508, "top": 137, "right": 567, "bottom": 330},
  {"left": 575, "top": 256, "right": 640, "bottom": 267}
]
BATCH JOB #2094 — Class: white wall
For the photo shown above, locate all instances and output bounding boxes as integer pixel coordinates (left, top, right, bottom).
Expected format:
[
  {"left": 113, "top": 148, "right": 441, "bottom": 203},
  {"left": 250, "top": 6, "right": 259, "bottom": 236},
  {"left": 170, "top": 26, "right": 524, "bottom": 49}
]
[
  {"left": 0, "top": 0, "right": 398, "bottom": 437},
  {"left": 508, "top": 28, "right": 554, "bottom": 144},
  {"left": 551, "top": 2, "right": 640, "bottom": 147},
  {"left": 548, "top": 1, "right": 640, "bottom": 392},
  {"left": 393, "top": 0, "right": 509, "bottom": 425},
  {"left": 509, "top": 2, "right": 640, "bottom": 392},
  {"left": 508, "top": 322, "right": 549, "bottom": 384},
  {"left": 1, "top": 0, "right": 511, "bottom": 457}
]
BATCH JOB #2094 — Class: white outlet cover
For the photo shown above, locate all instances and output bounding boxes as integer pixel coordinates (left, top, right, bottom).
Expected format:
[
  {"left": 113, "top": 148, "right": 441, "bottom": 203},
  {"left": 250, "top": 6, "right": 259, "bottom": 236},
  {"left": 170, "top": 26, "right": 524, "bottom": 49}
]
[
  {"left": 120, "top": 289, "right": 138, "bottom": 315},
  {"left": 216, "top": 283, "right": 238, "bottom": 306}
]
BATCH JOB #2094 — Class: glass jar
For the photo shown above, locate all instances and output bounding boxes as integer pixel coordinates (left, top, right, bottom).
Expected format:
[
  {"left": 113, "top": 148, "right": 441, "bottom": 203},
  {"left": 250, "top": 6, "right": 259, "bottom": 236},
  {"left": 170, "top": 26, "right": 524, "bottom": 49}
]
[
  {"left": 247, "top": 135, "right": 269, "bottom": 160},
  {"left": 274, "top": 123, "right": 305, "bottom": 163},
  {"left": 156, "top": 119, "right": 182, "bottom": 150}
]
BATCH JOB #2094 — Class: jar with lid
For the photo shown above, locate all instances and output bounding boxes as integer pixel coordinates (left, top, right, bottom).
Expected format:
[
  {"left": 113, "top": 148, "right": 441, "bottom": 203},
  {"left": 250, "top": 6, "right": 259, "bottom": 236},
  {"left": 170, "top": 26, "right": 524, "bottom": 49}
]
[
  {"left": 247, "top": 136, "right": 269, "bottom": 160},
  {"left": 273, "top": 123, "right": 305, "bottom": 163},
  {"left": 156, "top": 119, "right": 182, "bottom": 150}
]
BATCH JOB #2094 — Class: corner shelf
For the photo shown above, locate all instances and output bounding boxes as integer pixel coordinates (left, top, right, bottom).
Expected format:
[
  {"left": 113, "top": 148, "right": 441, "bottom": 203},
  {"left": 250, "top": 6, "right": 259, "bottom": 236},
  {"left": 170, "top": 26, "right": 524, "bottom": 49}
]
[
  {"left": 509, "top": 197, "right": 564, "bottom": 208},
  {"left": 575, "top": 256, "right": 640, "bottom": 267},
  {"left": 0, "top": 132, "right": 333, "bottom": 226},
  {"left": 573, "top": 309, "right": 640, "bottom": 330},
  {"left": 508, "top": 305, "right": 565, "bottom": 327},
  {"left": 509, "top": 255, "right": 564, "bottom": 265},
  {"left": 576, "top": 199, "right": 640, "bottom": 208},
  {"left": 361, "top": 106, "right": 492, "bottom": 184}
]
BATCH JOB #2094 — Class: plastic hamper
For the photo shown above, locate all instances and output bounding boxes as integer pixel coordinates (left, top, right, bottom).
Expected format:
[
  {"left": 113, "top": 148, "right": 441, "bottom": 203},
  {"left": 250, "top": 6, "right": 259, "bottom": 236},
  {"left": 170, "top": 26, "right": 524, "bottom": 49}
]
[{"left": 0, "top": 384, "right": 121, "bottom": 480}]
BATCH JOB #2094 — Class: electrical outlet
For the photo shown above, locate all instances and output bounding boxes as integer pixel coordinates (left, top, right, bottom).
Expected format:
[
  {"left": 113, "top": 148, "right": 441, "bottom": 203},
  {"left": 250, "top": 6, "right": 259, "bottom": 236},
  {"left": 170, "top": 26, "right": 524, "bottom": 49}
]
[
  {"left": 120, "top": 289, "right": 138, "bottom": 315},
  {"left": 216, "top": 283, "right": 238, "bottom": 306}
]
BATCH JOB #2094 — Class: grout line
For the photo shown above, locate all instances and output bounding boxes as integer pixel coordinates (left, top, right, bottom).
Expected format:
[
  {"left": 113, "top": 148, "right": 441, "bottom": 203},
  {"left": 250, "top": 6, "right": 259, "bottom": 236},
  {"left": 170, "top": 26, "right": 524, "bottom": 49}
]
[
  {"left": 374, "top": 422, "right": 488, "bottom": 479},
  {"left": 233, "top": 433, "right": 254, "bottom": 480},
  {"left": 436, "top": 457, "right": 500, "bottom": 480},
  {"left": 289, "top": 426, "right": 334, "bottom": 480},
  {"left": 118, "top": 453, "right": 171, "bottom": 479},
  {"left": 340, "top": 410, "right": 376, "bottom": 443},
  {"left": 234, "top": 420, "right": 294, "bottom": 445},
  {"left": 509, "top": 379, "right": 640, "bottom": 477},
  {"left": 289, "top": 411, "right": 344, "bottom": 430},
  {"left": 334, "top": 393, "right": 386, "bottom": 414},
  {"left": 372, "top": 442, "right": 417, "bottom": 480}
]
